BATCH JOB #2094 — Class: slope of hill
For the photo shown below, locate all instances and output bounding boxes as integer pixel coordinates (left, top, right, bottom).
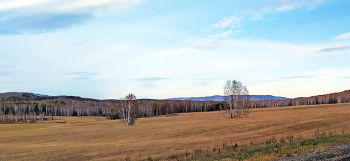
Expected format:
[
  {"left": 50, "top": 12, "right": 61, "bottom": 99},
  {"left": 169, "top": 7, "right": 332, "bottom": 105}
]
[
  {"left": 162, "top": 95, "right": 289, "bottom": 101},
  {"left": 0, "top": 92, "right": 99, "bottom": 102}
]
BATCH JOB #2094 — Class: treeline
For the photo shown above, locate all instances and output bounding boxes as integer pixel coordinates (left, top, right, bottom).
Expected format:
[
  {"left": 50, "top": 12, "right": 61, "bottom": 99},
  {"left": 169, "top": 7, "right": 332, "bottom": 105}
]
[
  {"left": 251, "top": 90, "right": 350, "bottom": 108},
  {"left": 0, "top": 99, "right": 225, "bottom": 123}
]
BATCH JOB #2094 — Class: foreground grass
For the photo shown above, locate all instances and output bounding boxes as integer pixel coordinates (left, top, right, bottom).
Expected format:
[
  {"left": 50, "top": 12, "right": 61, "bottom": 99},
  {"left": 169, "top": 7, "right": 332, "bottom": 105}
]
[{"left": 191, "top": 135, "right": 350, "bottom": 161}]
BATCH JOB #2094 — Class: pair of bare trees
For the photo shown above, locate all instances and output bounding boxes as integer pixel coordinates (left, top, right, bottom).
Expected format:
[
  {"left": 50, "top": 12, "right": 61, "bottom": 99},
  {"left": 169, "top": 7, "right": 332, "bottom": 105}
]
[{"left": 224, "top": 80, "right": 251, "bottom": 118}]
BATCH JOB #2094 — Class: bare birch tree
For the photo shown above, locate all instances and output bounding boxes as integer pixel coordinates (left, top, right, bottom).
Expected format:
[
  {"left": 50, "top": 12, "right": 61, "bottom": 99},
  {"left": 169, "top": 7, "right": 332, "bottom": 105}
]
[
  {"left": 224, "top": 80, "right": 250, "bottom": 118},
  {"left": 237, "top": 86, "right": 251, "bottom": 117},
  {"left": 118, "top": 93, "right": 138, "bottom": 126}
]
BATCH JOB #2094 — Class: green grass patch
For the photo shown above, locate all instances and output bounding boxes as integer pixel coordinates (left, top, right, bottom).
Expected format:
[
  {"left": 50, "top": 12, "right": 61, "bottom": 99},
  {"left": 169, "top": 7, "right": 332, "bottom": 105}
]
[{"left": 191, "top": 135, "right": 350, "bottom": 161}]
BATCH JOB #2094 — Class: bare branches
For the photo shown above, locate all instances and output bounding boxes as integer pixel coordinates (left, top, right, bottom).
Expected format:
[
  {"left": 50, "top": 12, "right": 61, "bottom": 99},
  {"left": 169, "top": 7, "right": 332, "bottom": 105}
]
[
  {"left": 118, "top": 93, "right": 138, "bottom": 126},
  {"left": 223, "top": 80, "right": 251, "bottom": 118}
]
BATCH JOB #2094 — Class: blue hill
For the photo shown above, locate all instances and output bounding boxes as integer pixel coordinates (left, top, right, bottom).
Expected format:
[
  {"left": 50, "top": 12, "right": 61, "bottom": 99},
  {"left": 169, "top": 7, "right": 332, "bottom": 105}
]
[{"left": 162, "top": 95, "right": 289, "bottom": 101}]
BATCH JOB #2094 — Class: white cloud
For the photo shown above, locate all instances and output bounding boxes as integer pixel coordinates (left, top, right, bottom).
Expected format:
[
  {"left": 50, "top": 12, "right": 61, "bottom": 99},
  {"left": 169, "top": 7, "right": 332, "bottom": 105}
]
[
  {"left": 0, "top": 0, "right": 141, "bottom": 16},
  {"left": 0, "top": 0, "right": 51, "bottom": 11},
  {"left": 0, "top": 0, "right": 143, "bottom": 34},
  {"left": 261, "top": 0, "right": 325, "bottom": 12},
  {"left": 209, "top": 30, "right": 232, "bottom": 38},
  {"left": 333, "top": 32, "right": 350, "bottom": 40},
  {"left": 208, "top": 30, "right": 242, "bottom": 38},
  {"left": 250, "top": 13, "right": 262, "bottom": 21},
  {"left": 208, "top": 0, "right": 326, "bottom": 37},
  {"left": 312, "top": 0, "right": 326, "bottom": 6},
  {"left": 194, "top": 41, "right": 223, "bottom": 50},
  {"left": 213, "top": 16, "right": 242, "bottom": 29},
  {"left": 57, "top": 0, "right": 141, "bottom": 14},
  {"left": 206, "top": 0, "right": 326, "bottom": 38},
  {"left": 275, "top": 3, "right": 305, "bottom": 12},
  {"left": 298, "top": 43, "right": 350, "bottom": 55}
]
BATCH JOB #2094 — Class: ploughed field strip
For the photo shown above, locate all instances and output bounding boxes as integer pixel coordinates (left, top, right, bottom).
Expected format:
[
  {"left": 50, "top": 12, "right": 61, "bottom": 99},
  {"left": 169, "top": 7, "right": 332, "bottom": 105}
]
[{"left": 1, "top": 103, "right": 350, "bottom": 160}]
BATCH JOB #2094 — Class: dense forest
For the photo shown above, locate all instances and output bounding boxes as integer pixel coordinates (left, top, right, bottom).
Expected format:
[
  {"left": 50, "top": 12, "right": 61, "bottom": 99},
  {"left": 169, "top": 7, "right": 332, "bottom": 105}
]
[{"left": 1, "top": 90, "right": 350, "bottom": 123}]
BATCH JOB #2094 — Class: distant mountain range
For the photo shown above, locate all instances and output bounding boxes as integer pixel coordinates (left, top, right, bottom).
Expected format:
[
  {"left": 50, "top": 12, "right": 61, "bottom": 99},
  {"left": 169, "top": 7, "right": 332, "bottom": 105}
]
[
  {"left": 2, "top": 90, "right": 350, "bottom": 102},
  {"left": 161, "top": 95, "right": 289, "bottom": 101},
  {"left": 0, "top": 92, "right": 289, "bottom": 102}
]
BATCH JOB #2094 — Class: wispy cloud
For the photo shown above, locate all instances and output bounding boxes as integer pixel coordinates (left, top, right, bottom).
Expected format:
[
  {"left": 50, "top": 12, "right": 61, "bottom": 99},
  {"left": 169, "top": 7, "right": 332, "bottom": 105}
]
[
  {"left": 204, "top": 0, "right": 326, "bottom": 40},
  {"left": 250, "top": 13, "right": 261, "bottom": 21},
  {"left": 261, "top": 0, "right": 326, "bottom": 12},
  {"left": 0, "top": 13, "right": 92, "bottom": 34},
  {"left": 316, "top": 45, "right": 350, "bottom": 53},
  {"left": 213, "top": 16, "right": 243, "bottom": 29},
  {"left": 132, "top": 77, "right": 170, "bottom": 88},
  {"left": 0, "top": 71, "right": 12, "bottom": 75},
  {"left": 194, "top": 41, "right": 223, "bottom": 50},
  {"left": 249, "top": 74, "right": 314, "bottom": 84},
  {"left": 0, "top": 66, "right": 14, "bottom": 68},
  {"left": 57, "top": 0, "right": 141, "bottom": 12},
  {"left": 209, "top": 30, "right": 232, "bottom": 38},
  {"left": 73, "top": 78, "right": 90, "bottom": 80},
  {"left": 280, "top": 75, "right": 313, "bottom": 79},
  {"left": 194, "top": 81, "right": 211, "bottom": 87},
  {"left": 142, "top": 83, "right": 157, "bottom": 88},
  {"left": 0, "top": 0, "right": 49, "bottom": 11},
  {"left": 65, "top": 72, "right": 86, "bottom": 75},
  {"left": 196, "top": 76, "right": 233, "bottom": 81},
  {"left": 202, "top": 15, "right": 244, "bottom": 35},
  {"left": 197, "top": 74, "right": 274, "bottom": 81},
  {"left": 64, "top": 72, "right": 99, "bottom": 79},
  {"left": 249, "top": 79, "right": 282, "bottom": 83},
  {"left": 300, "top": 44, "right": 350, "bottom": 55},
  {"left": 0, "top": 0, "right": 141, "bottom": 14},
  {"left": 342, "top": 76, "right": 350, "bottom": 79},
  {"left": 333, "top": 32, "right": 350, "bottom": 40},
  {"left": 132, "top": 77, "right": 170, "bottom": 81},
  {"left": 0, "top": 0, "right": 141, "bottom": 34},
  {"left": 209, "top": 30, "right": 243, "bottom": 38}
]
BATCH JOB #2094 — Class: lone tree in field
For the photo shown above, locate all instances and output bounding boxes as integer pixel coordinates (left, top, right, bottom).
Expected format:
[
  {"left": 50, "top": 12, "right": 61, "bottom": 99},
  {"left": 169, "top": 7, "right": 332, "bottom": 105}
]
[
  {"left": 118, "top": 93, "right": 138, "bottom": 126},
  {"left": 224, "top": 80, "right": 251, "bottom": 118}
]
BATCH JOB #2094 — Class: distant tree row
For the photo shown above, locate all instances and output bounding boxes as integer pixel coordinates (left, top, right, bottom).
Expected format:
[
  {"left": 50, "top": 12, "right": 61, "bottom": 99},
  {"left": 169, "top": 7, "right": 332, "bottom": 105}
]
[
  {"left": 251, "top": 90, "right": 350, "bottom": 108},
  {"left": 0, "top": 98, "right": 225, "bottom": 123}
]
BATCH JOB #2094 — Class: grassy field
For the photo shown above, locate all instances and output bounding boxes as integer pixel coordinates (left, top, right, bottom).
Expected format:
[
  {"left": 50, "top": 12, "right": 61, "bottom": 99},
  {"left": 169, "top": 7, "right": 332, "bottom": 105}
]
[{"left": 1, "top": 103, "right": 350, "bottom": 161}]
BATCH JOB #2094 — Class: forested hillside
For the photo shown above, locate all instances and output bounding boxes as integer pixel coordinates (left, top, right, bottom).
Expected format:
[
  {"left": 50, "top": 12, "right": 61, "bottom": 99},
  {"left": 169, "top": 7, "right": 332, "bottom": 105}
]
[{"left": 0, "top": 92, "right": 98, "bottom": 102}]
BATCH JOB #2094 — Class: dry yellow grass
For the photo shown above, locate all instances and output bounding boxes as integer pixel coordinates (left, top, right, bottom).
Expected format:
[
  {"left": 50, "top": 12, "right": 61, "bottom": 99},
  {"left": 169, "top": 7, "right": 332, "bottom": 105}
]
[{"left": 1, "top": 103, "right": 350, "bottom": 161}]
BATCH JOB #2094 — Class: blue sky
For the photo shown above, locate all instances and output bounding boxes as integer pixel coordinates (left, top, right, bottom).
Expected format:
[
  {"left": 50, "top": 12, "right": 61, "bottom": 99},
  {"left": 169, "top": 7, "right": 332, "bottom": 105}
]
[{"left": 1, "top": 0, "right": 350, "bottom": 99}]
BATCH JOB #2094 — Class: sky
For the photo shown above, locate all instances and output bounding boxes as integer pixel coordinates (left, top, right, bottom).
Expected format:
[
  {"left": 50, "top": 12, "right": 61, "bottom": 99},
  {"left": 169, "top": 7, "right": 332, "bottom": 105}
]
[{"left": 1, "top": 0, "right": 350, "bottom": 99}]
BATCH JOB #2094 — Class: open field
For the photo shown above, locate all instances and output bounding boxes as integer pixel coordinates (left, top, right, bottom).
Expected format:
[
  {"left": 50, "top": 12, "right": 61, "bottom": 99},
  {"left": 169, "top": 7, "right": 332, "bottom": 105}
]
[{"left": 1, "top": 103, "right": 350, "bottom": 160}]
